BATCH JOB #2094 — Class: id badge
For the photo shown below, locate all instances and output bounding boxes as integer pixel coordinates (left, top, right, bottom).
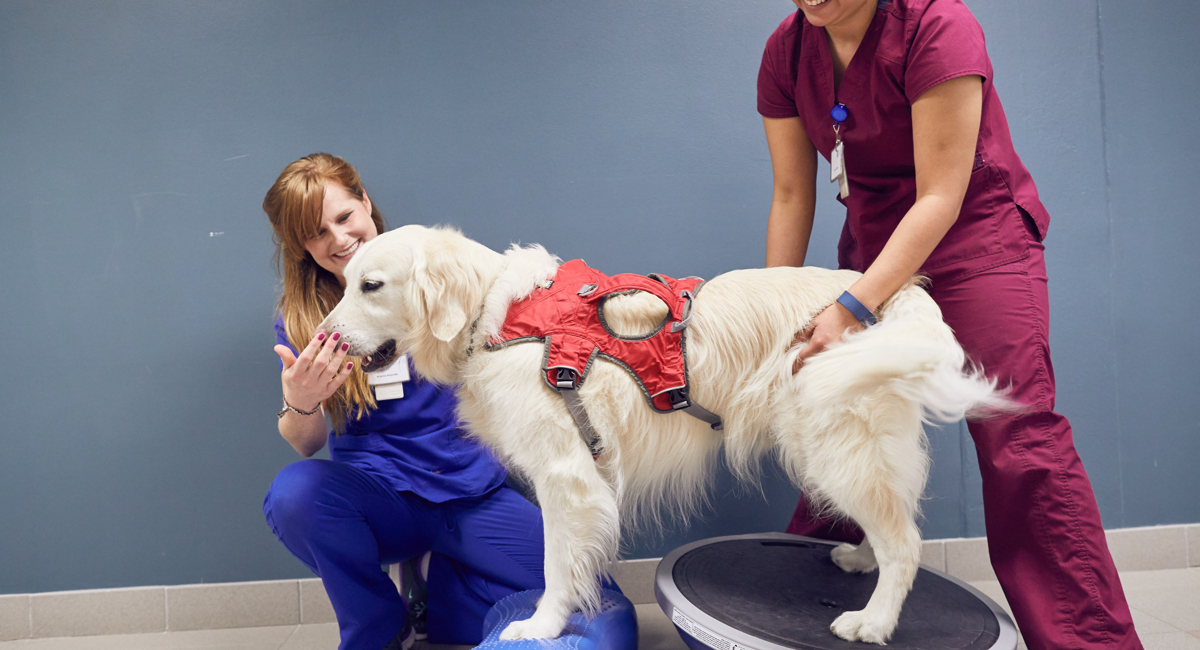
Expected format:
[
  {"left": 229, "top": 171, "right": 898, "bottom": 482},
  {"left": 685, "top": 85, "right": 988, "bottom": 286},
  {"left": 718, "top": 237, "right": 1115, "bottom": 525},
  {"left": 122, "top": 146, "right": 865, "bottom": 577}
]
[
  {"left": 830, "top": 140, "right": 849, "bottom": 199},
  {"left": 367, "top": 354, "right": 410, "bottom": 400}
]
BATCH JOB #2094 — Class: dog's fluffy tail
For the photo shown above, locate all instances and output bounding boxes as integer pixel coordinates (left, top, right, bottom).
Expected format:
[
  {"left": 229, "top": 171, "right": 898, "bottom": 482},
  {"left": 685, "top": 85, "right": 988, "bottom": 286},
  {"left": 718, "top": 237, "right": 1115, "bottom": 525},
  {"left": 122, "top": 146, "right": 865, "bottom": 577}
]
[{"left": 794, "top": 292, "right": 1016, "bottom": 425}]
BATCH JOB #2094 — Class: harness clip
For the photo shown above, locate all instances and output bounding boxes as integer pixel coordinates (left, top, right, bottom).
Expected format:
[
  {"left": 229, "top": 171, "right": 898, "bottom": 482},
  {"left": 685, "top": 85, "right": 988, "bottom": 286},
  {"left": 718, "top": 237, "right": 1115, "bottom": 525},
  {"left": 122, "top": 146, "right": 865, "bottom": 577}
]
[
  {"left": 577, "top": 284, "right": 598, "bottom": 296},
  {"left": 555, "top": 368, "right": 579, "bottom": 389},
  {"left": 668, "top": 388, "right": 690, "bottom": 410}
]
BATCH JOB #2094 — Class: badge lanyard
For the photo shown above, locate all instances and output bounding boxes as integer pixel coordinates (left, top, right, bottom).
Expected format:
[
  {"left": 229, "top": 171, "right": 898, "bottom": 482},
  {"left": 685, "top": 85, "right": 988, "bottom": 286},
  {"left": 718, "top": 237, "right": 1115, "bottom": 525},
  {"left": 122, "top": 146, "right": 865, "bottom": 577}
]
[{"left": 830, "top": 103, "right": 849, "bottom": 199}]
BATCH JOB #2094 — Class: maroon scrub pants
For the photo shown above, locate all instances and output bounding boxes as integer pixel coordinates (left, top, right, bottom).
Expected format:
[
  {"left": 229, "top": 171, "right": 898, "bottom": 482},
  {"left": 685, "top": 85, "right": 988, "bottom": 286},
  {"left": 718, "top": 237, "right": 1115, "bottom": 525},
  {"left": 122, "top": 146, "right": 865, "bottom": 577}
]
[{"left": 786, "top": 237, "right": 1143, "bottom": 649}]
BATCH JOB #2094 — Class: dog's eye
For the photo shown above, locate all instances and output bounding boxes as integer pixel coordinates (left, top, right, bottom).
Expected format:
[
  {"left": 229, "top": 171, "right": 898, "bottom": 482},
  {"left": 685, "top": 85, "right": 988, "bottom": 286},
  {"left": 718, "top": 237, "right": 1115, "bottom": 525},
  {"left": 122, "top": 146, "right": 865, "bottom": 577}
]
[{"left": 361, "top": 280, "right": 384, "bottom": 293}]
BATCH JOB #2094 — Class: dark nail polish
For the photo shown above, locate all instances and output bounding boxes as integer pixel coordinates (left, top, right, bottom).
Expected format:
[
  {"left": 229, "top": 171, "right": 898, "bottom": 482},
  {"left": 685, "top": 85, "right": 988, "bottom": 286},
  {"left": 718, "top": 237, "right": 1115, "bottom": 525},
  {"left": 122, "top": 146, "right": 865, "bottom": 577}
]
[
  {"left": 317, "top": 333, "right": 325, "bottom": 341},
  {"left": 332, "top": 332, "right": 341, "bottom": 341},
  {"left": 341, "top": 343, "right": 349, "bottom": 352}
]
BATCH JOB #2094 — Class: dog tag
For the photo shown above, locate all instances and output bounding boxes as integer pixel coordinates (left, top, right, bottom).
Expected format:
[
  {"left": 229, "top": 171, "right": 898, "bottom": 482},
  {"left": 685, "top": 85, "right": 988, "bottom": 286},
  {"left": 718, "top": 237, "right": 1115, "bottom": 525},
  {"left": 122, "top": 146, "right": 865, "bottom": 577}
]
[{"left": 368, "top": 354, "right": 410, "bottom": 400}]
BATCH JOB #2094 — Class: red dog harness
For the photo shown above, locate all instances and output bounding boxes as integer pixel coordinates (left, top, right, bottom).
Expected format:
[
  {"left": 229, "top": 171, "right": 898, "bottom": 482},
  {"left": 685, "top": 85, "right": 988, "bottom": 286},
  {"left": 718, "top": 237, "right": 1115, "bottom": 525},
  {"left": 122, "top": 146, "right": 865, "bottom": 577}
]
[{"left": 487, "top": 259, "right": 723, "bottom": 457}]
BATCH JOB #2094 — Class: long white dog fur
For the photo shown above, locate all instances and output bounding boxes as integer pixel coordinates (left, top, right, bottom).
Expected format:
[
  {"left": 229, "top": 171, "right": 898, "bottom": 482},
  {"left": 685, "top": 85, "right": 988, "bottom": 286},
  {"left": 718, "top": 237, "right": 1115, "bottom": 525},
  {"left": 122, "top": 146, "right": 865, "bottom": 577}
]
[{"left": 320, "top": 225, "right": 1009, "bottom": 644}]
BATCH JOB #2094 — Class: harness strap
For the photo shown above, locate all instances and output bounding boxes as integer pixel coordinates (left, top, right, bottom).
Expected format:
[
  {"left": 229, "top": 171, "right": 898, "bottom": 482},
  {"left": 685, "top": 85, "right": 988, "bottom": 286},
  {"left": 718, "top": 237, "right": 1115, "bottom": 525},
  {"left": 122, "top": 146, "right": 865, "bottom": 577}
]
[
  {"left": 563, "top": 275, "right": 725, "bottom": 454},
  {"left": 555, "top": 368, "right": 602, "bottom": 459},
  {"left": 667, "top": 388, "right": 724, "bottom": 431}
]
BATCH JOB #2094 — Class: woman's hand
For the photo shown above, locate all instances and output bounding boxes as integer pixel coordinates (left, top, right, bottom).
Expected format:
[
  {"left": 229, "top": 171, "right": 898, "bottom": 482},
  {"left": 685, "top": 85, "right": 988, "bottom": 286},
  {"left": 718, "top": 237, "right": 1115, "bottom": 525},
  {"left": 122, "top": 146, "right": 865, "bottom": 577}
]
[
  {"left": 791, "top": 302, "right": 864, "bottom": 373},
  {"left": 275, "top": 331, "right": 354, "bottom": 413}
]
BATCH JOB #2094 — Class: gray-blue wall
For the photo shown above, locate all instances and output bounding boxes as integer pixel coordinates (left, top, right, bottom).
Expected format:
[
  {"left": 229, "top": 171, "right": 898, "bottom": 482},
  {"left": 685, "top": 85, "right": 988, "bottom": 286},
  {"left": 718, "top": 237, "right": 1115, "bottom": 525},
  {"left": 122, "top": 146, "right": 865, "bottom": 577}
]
[{"left": 2, "top": 1, "right": 1196, "bottom": 595}]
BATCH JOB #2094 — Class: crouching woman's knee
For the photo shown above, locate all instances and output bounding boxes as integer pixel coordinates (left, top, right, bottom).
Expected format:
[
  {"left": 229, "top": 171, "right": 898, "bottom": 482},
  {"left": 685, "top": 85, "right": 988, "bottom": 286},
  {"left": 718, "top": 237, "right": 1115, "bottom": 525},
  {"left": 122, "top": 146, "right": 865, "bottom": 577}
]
[{"left": 262, "top": 459, "right": 340, "bottom": 542}]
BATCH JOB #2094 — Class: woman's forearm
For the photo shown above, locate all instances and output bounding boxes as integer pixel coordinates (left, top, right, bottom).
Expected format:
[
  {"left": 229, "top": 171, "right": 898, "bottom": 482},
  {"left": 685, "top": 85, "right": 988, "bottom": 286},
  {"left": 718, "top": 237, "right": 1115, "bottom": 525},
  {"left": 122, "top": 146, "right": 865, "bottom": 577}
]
[
  {"left": 844, "top": 193, "right": 961, "bottom": 311},
  {"left": 762, "top": 116, "right": 819, "bottom": 268},
  {"left": 766, "top": 197, "right": 816, "bottom": 267},
  {"left": 849, "top": 75, "right": 982, "bottom": 312},
  {"left": 278, "top": 408, "right": 328, "bottom": 457}
]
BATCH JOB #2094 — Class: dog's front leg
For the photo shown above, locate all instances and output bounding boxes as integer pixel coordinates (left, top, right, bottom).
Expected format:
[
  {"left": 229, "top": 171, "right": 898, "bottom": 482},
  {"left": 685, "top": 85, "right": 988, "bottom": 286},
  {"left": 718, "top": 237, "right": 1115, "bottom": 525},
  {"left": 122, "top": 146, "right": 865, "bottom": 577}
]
[{"left": 499, "top": 459, "right": 619, "bottom": 640}]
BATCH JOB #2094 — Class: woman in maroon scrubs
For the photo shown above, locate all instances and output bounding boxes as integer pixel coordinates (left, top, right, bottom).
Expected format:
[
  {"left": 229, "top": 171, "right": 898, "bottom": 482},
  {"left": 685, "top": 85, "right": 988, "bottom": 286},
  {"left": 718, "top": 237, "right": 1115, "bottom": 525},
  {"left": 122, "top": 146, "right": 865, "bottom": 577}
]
[{"left": 758, "top": 0, "right": 1142, "bottom": 647}]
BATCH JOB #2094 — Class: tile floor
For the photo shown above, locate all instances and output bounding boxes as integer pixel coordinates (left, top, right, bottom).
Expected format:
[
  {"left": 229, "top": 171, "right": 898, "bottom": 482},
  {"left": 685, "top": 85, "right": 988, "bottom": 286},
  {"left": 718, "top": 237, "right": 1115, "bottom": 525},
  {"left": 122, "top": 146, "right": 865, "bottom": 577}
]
[{"left": 1, "top": 568, "right": 1196, "bottom": 650}]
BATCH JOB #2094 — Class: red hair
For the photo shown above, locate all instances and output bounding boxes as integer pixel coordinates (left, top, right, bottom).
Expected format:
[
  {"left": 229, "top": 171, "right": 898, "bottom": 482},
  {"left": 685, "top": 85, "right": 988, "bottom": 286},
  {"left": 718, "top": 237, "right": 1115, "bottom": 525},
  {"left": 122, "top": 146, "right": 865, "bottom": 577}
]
[{"left": 262, "top": 153, "right": 387, "bottom": 430}]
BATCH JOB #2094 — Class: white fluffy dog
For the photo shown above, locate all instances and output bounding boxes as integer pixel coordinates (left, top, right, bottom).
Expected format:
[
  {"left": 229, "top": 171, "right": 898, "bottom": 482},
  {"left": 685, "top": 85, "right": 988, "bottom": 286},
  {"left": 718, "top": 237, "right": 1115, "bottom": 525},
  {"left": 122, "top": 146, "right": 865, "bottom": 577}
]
[{"left": 319, "top": 225, "right": 1008, "bottom": 645}]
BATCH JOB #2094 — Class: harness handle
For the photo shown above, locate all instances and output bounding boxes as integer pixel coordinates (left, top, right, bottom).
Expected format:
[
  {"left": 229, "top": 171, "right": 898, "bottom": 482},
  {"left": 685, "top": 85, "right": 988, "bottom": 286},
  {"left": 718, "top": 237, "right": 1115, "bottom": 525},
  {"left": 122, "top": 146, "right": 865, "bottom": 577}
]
[{"left": 580, "top": 274, "right": 692, "bottom": 330}]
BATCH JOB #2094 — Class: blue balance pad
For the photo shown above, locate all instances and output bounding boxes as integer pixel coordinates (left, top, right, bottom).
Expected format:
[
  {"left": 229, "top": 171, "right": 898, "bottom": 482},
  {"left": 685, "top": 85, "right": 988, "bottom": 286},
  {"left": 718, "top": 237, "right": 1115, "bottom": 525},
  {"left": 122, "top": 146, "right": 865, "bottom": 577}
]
[{"left": 477, "top": 588, "right": 638, "bottom": 650}]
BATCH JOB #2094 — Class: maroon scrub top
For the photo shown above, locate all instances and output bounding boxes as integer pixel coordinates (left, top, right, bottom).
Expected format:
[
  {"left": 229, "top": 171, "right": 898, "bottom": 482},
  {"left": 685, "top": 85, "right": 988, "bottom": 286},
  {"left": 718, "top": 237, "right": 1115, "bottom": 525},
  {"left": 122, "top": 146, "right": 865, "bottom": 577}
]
[{"left": 758, "top": 0, "right": 1050, "bottom": 284}]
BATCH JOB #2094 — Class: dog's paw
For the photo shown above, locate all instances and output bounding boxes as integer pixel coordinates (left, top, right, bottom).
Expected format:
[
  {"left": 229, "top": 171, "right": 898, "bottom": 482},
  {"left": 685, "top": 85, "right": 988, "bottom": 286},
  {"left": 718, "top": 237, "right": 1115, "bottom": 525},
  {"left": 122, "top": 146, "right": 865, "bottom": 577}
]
[
  {"left": 831, "top": 542, "right": 878, "bottom": 574},
  {"left": 499, "top": 617, "right": 564, "bottom": 641},
  {"left": 830, "top": 609, "right": 892, "bottom": 645}
]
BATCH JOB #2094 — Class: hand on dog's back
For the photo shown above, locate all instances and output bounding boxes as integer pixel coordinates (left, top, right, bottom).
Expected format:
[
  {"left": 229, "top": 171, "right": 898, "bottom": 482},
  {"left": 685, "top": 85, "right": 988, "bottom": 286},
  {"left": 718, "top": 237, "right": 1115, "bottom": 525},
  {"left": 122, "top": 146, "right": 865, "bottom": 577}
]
[{"left": 791, "top": 302, "right": 865, "bottom": 373}]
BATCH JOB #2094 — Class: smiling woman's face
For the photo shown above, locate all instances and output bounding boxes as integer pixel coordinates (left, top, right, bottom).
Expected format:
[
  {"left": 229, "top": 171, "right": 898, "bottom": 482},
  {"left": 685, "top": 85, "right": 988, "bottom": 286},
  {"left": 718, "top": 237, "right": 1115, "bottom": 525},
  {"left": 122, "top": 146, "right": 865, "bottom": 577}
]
[
  {"left": 304, "top": 182, "right": 379, "bottom": 287},
  {"left": 791, "top": 0, "right": 875, "bottom": 30}
]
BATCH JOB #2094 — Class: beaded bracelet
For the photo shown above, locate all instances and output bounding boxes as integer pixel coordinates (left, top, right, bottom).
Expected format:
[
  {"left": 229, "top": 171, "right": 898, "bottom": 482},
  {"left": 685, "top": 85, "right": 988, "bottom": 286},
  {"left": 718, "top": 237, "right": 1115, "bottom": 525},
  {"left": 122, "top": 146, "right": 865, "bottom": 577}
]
[{"left": 277, "top": 398, "right": 322, "bottom": 418}]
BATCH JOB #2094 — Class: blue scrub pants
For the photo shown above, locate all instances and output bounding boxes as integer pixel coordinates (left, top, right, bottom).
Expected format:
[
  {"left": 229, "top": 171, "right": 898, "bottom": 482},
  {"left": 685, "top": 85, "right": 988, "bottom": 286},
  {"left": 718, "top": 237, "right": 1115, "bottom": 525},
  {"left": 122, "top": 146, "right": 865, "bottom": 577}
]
[{"left": 263, "top": 459, "right": 546, "bottom": 650}]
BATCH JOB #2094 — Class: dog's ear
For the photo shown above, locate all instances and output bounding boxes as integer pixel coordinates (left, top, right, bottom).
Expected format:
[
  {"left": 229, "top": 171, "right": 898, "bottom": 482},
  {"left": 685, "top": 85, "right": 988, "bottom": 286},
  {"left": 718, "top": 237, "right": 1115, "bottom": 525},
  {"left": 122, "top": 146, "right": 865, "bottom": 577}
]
[{"left": 412, "top": 233, "right": 479, "bottom": 343}]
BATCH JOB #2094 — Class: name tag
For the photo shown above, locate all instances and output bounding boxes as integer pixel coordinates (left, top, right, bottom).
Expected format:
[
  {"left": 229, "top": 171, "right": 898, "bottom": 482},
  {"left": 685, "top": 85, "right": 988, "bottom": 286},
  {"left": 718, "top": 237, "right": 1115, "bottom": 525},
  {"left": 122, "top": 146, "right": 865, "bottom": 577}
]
[{"left": 367, "top": 354, "right": 410, "bottom": 400}]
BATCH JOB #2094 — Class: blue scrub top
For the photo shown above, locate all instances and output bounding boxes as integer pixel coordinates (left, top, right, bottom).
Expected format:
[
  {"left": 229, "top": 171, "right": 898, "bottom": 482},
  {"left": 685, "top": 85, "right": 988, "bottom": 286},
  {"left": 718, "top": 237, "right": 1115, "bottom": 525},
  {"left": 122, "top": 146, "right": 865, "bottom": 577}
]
[{"left": 276, "top": 317, "right": 508, "bottom": 502}]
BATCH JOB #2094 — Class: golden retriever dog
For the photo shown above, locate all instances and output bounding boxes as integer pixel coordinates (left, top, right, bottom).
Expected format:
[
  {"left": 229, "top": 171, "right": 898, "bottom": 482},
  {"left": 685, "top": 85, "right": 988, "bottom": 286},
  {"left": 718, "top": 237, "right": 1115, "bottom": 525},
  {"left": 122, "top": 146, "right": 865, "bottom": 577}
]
[{"left": 319, "top": 225, "right": 1008, "bottom": 644}]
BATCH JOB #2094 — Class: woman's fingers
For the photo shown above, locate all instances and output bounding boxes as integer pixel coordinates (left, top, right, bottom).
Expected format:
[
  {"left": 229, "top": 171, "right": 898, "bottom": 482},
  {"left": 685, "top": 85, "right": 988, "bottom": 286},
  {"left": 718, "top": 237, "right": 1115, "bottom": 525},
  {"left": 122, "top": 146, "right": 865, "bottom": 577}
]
[
  {"left": 311, "top": 332, "right": 339, "bottom": 371},
  {"left": 275, "top": 345, "right": 298, "bottom": 369},
  {"left": 318, "top": 339, "right": 351, "bottom": 385},
  {"left": 328, "top": 360, "right": 355, "bottom": 391},
  {"left": 793, "top": 334, "right": 822, "bottom": 373},
  {"left": 293, "top": 331, "right": 329, "bottom": 369},
  {"left": 791, "top": 304, "right": 864, "bottom": 374},
  {"left": 283, "top": 332, "right": 347, "bottom": 406},
  {"left": 791, "top": 313, "right": 824, "bottom": 373}
]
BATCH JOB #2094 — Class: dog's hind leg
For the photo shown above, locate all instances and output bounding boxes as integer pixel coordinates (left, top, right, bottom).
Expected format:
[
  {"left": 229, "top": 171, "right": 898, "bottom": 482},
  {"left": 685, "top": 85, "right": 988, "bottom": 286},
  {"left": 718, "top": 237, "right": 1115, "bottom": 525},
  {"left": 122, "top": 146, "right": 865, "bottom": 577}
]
[
  {"left": 827, "top": 515, "right": 920, "bottom": 645},
  {"left": 801, "top": 407, "right": 926, "bottom": 645},
  {"left": 499, "top": 453, "right": 619, "bottom": 640},
  {"left": 830, "top": 535, "right": 878, "bottom": 573}
]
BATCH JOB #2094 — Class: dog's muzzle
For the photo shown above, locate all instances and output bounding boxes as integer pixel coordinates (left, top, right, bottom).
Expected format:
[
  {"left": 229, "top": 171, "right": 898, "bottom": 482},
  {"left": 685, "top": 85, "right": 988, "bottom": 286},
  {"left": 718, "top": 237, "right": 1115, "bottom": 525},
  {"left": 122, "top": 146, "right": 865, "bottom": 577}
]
[{"left": 360, "top": 339, "right": 398, "bottom": 373}]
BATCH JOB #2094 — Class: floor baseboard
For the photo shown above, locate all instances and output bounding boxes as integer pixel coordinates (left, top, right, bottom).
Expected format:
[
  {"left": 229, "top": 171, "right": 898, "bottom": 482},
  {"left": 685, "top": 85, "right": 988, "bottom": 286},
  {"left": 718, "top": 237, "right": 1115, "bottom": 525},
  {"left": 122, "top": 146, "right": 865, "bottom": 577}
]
[{"left": 3, "top": 523, "right": 1196, "bottom": 641}]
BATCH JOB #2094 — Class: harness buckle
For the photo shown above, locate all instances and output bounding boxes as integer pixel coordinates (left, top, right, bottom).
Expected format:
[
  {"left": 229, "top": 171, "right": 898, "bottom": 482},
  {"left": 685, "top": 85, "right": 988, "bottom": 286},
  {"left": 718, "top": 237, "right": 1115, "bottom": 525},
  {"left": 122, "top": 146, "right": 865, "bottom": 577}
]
[
  {"left": 668, "top": 388, "right": 690, "bottom": 410},
  {"left": 555, "top": 368, "right": 579, "bottom": 389},
  {"left": 577, "top": 284, "right": 598, "bottom": 296}
]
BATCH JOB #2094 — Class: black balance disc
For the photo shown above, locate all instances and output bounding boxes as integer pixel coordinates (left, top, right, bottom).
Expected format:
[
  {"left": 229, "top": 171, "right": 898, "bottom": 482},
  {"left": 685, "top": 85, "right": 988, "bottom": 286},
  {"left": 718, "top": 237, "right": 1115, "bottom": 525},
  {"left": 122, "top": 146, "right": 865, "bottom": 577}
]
[{"left": 655, "top": 533, "right": 1016, "bottom": 650}]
